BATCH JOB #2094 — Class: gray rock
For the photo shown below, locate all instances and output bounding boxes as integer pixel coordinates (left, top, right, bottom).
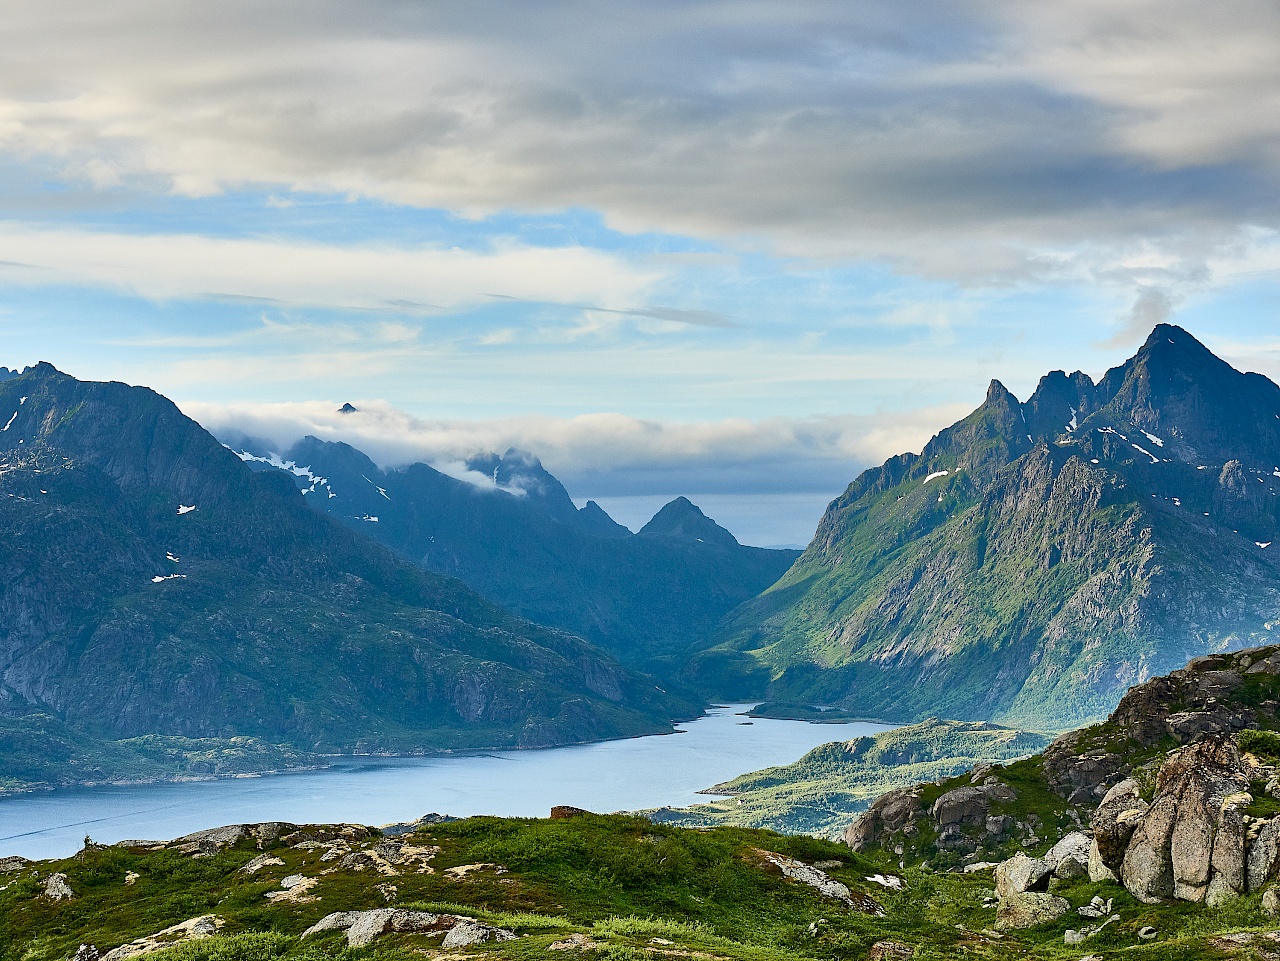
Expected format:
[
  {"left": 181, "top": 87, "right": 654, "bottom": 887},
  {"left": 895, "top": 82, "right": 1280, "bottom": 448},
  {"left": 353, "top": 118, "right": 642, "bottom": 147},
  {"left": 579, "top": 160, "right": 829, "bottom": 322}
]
[
  {"left": 71, "top": 945, "right": 100, "bottom": 961},
  {"left": 1248, "top": 818, "right": 1280, "bottom": 892},
  {"left": 0, "top": 856, "right": 30, "bottom": 873},
  {"left": 1138, "top": 926, "right": 1157, "bottom": 940},
  {"left": 931, "top": 786, "right": 990, "bottom": 827},
  {"left": 1120, "top": 736, "right": 1251, "bottom": 904},
  {"left": 1091, "top": 779, "right": 1149, "bottom": 877},
  {"left": 994, "top": 852, "right": 1052, "bottom": 899},
  {"left": 995, "top": 892, "right": 1070, "bottom": 930},
  {"left": 442, "top": 919, "right": 517, "bottom": 948},
  {"left": 1088, "top": 839, "right": 1117, "bottom": 883},
  {"left": 1263, "top": 887, "right": 1280, "bottom": 916},
  {"left": 42, "top": 873, "right": 74, "bottom": 901},
  {"left": 301, "top": 909, "right": 450, "bottom": 948},
  {"left": 1045, "top": 831, "right": 1091, "bottom": 878}
]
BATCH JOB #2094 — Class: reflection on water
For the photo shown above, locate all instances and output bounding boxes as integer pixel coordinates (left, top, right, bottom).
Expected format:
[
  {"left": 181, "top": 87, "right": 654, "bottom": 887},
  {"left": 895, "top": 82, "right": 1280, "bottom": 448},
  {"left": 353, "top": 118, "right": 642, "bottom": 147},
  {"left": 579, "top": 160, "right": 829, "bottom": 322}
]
[{"left": 0, "top": 706, "right": 894, "bottom": 859}]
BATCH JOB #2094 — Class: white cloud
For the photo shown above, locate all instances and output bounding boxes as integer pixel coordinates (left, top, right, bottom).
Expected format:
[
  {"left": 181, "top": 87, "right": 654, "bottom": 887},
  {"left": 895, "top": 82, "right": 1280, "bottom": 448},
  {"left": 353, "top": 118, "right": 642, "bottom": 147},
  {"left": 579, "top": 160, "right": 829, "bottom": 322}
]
[
  {"left": 0, "top": 1, "right": 1277, "bottom": 285},
  {"left": 181, "top": 397, "right": 973, "bottom": 497},
  {"left": 0, "top": 225, "right": 659, "bottom": 311}
]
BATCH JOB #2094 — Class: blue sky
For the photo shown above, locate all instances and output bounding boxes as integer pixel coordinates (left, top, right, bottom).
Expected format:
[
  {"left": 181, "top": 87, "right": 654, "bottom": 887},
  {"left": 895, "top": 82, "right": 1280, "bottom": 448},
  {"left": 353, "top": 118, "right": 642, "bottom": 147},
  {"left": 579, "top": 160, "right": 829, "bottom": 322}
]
[{"left": 2, "top": 1, "right": 1280, "bottom": 544}]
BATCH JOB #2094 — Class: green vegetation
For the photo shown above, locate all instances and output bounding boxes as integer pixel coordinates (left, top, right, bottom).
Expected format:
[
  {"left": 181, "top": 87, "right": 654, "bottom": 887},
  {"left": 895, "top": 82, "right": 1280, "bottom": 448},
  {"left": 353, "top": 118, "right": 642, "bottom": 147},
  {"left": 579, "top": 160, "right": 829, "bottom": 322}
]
[
  {"left": 647, "top": 719, "right": 1052, "bottom": 837},
  {"left": 3, "top": 812, "right": 1278, "bottom": 961}
]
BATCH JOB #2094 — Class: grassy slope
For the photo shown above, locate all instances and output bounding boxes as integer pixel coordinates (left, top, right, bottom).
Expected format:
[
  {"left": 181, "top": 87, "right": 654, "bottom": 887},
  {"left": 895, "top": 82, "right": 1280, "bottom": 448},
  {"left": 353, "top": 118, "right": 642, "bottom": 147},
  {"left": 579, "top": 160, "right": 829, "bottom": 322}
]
[
  {"left": 645, "top": 720, "right": 1053, "bottom": 837},
  {"left": 1, "top": 813, "right": 1270, "bottom": 961}
]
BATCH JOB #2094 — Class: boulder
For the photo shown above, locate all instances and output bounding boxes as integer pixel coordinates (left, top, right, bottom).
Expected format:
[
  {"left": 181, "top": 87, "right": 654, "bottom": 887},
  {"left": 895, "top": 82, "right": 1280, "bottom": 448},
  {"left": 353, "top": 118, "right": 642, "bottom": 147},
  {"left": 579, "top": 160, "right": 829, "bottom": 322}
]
[
  {"left": 1088, "top": 839, "right": 1117, "bottom": 883},
  {"left": 1090, "top": 779, "right": 1149, "bottom": 877},
  {"left": 844, "top": 787, "right": 923, "bottom": 851},
  {"left": 1120, "top": 736, "right": 1251, "bottom": 904},
  {"left": 931, "top": 786, "right": 989, "bottom": 827},
  {"left": 994, "top": 853, "right": 1053, "bottom": 899},
  {"left": 550, "top": 806, "right": 590, "bottom": 819},
  {"left": 102, "top": 916, "right": 221, "bottom": 961},
  {"left": 1045, "top": 831, "right": 1091, "bottom": 878},
  {"left": 1251, "top": 818, "right": 1280, "bottom": 893},
  {"left": 42, "top": 873, "right": 74, "bottom": 901},
  {"left": 441, "top": 919, "right": 517, "bottom": 948},
  {"left": 995, "top": 892, "right": 1070, "bottom": 929},
  {"left": 1264, "top": 887, "right": 1280, "bottom": 916},
  {"left": 0, "top": 856, "right": 30, "bottom": 873}
]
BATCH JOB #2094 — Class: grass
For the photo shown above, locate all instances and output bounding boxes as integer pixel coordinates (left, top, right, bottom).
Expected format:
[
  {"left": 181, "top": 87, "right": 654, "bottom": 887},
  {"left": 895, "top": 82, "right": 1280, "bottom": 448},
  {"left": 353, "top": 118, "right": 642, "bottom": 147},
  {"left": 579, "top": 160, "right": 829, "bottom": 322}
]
[{"left": 4, "top": 811, "right": 1278, "bottom": 961}]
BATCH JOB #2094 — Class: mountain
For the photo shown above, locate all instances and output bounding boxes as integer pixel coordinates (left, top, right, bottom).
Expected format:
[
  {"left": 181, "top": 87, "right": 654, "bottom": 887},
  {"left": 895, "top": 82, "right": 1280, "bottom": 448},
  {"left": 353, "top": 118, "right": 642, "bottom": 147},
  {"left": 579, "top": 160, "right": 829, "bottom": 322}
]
[
  {"left": 0, "top": 364, "right": 696, "bottom": 767},
  {"left": 710, "top": 325, "right": 1280, "bottom": 728},
  {"left": 224, "top": 436, "right": 798, "bottom": 677}
]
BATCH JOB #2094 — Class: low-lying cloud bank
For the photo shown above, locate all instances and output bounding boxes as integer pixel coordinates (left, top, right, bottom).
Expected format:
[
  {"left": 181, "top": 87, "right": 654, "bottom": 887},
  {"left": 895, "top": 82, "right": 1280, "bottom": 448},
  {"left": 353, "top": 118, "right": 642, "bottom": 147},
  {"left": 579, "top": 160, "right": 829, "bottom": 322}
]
[{"left": 183, "top": 399, "right": 972, "bottom": 499}]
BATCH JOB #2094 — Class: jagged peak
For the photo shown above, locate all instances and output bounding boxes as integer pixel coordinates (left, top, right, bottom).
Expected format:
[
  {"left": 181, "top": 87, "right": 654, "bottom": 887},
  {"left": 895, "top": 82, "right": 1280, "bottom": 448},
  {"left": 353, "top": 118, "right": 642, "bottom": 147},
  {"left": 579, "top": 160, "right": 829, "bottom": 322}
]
[
  {"left": 639, "top": 496, "right": 739, "bottom": 547},
  {"left": 985, "top": 379, "right": 1018, "bottom": 406}
]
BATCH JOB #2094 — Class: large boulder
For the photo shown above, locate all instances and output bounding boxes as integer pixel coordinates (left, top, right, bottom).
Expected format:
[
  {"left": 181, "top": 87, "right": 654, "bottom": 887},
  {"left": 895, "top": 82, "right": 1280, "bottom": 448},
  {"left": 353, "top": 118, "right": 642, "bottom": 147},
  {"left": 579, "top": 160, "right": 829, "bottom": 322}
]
[
  {"left": 1248, "top": 818, "right": 1280, "bottom": 893},
  {"left": 1090, "top": 778, "right": 1149, "bottom": 881},
  {"left": 1044, "top": 831, "right": 1091, "bottom": 879},
  {"left": 994, "top": 853, "right": 1053, "bottom": 899},
  {"left": 931, "top": 787, "right": 990, "bottom": 827},
  {"left": 1120, "top": 736, "right": 1251, "bottom": 904},
  {"left": 844, "top": 786, "right": 922, "bottom": 851},
  {"left": 995, "top": 892, "right": 1070, "bottom": 930}
]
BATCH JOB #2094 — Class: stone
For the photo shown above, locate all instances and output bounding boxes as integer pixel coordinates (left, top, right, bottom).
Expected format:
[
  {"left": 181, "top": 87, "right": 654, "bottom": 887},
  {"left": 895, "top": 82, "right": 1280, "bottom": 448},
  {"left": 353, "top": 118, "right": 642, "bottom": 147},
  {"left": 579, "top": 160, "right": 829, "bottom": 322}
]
[
  {"left": 42, "top": 873, "right": 74, "bottom": 901},
  {"left": 550, "top": 806, "right": 590, "bottom": 819},
  {"left": 301, "top": 909, "right": 453, "bottom": 948},
  {"left": 1091, "top": 779, "right": 1149, "bottom": 877},
  {"left": 757, "top": 851, "right": 861, "bottom": 908},
  {"left": 962, "top": 861, "right": 997, "bottom": 873},
  {"left": 994, "top": 892, "right": 1070, "bottom": 930},
  {"left": 1045, "top": 831, "right": 1091, "bottom": 878},
  {"left": 442, "top": 919, "right": 517, "bottom": 948},
  {"left": 1137, "top": 926, "right": 1157, "bottom": 940},
  {"left": 101, "top": 916, "right": 222, "bottom": 961},
  {"left": 1264, "top": 887, "right": 1280, "bottom": 916},
  {"left": 844, "top": 787, "right": 923, "bottom": 851},
  {"left": 280, "top": 874, "right": 307, "bottom": 889},
  {"left": 239, "top": 853, "right": 284, "bottom": 875},
  {"left": 1120, "top": 736, "right": 1251, "bottom": 904},
  {"left": 71, "top": 946, "right": 100, "bottom": 961},
  {"left": 985, "top": 814, "right": 1012, "bottom": 835},
  {"left": 1064, "top": 929, "right": 1086, "bottom": 945},
  {"left": 1249, "top": 818, "right": 1280, "bottom": 892},
  {"left": 0, "top": 855, "right": 30, "bottom": 873},
  {"left": 1088, "top": 839, "right": 1117, "bottom": 883},
  {"left": 931, "top": 787, "right": 990, "bottom": 827},
  {"left": 994, "top": 853, "right": 1053, "bottom": 899},
  {"left": 865, "top": 942, "right": 913, "bottom": 960}
]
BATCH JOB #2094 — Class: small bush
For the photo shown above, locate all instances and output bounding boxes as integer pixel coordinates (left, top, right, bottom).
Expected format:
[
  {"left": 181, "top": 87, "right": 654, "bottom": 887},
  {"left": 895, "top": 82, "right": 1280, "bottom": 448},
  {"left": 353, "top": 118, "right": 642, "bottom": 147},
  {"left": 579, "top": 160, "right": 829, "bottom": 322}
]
[{"left": 1239, "top": 728, "right": 1280, "bottom": 762}]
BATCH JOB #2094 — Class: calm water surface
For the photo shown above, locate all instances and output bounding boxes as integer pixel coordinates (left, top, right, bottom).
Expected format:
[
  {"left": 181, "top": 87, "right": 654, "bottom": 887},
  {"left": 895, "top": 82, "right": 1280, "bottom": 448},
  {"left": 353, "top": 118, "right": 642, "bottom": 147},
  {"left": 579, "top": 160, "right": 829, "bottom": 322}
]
[{"left": 0, "top": 706, "right": 894, "bottom": 859}]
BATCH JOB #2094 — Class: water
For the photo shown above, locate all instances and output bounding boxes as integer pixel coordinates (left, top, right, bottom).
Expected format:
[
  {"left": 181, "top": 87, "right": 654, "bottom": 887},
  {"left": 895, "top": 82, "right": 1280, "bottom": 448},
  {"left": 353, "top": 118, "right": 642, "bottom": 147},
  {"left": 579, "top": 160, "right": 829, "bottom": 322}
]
[{"left": 0, "top": 706, "right": 894, "bottom": 859}]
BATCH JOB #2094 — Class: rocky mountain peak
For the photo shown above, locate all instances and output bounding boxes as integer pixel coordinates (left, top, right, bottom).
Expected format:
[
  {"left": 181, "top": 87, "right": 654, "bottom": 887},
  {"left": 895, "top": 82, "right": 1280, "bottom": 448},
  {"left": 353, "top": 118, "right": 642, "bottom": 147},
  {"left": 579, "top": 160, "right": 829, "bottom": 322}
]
[{"left": 639, "top": 496, "right": 739, "bottom": 548}]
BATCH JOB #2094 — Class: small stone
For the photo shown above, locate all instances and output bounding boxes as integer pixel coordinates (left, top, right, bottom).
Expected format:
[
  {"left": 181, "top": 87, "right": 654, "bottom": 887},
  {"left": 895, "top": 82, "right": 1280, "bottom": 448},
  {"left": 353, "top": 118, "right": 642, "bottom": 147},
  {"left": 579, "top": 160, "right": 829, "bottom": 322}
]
[
  {"left": 441, "top": 919, "right": 517, "bottom": 948},
  {"left": 71, "top": 945, "right": 100, "bottom": 961},
  {"left": 1263, "top": 887, "right": 1280, "bottom": 916},
  {"left": 280, "top": 874, "right": 307, "bottom": 889},
  {"left": 1138, "top": 926, "right": 1157, "bottom": 941},
  {"left": 124, "top": 872, "right": 139, "bottom": 885},
  {"left": 1064, "top": 929, "right": 1086, "bottom": 944}
]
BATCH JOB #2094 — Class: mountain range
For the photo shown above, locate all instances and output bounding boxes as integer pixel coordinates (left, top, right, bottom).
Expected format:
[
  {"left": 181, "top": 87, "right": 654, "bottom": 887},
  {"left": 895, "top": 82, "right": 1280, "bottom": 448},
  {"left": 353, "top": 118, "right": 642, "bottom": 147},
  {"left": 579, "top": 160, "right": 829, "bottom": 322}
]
[
  {"left": 0, "top": 364, "right": 697, "bottom": 778},
  {"left": 709, "top": 324, "right": 1280, "bottom": 728},
  {"left": 222, "top": 432, "right": 798, "bottom": 680}
]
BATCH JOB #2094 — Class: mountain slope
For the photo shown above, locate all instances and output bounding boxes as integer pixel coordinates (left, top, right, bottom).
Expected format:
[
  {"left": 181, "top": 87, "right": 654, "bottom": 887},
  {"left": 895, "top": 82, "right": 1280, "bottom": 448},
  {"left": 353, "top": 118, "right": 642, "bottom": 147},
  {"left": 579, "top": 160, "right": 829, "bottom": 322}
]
[
  {"left": 0, "top": 364, "right": 695, "bottom": 760},
  {"left": 712, "top": 325, "right": 1280, "bottom": 727},
  {"left": 225, "top": 436, "right": 798, "bottom": 674}
]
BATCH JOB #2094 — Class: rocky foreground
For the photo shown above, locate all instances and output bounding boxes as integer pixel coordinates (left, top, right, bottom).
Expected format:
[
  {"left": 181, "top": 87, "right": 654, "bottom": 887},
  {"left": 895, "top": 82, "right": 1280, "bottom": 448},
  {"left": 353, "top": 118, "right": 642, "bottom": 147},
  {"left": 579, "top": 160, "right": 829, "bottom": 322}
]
[{"left": 847, "top": 643, "right": 1280, "bottom": 952}]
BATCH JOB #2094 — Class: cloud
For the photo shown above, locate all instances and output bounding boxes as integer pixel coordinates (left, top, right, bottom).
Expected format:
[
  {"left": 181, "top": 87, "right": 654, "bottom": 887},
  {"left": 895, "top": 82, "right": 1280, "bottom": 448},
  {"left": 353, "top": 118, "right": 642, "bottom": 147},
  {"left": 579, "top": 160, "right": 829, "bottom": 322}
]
[
  {"left": 1099, "top": 286, "right": 1178, "bottom": 347},
  {"left": 0, "top": 1, "right": 1277, "bottom": 286},
  {"left": 0, "top": 225, "right": 659, "bottom": 311},
  {"left": 181, "top": 397, "right": 974, "bottom": 498}
]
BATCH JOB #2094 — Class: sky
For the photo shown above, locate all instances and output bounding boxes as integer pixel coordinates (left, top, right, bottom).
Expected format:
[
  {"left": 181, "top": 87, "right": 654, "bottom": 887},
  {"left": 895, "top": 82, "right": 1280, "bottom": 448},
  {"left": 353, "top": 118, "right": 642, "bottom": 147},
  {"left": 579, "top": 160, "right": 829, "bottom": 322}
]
[{"left": 1, "top": 2, "right": 1280, "bottom": 545}]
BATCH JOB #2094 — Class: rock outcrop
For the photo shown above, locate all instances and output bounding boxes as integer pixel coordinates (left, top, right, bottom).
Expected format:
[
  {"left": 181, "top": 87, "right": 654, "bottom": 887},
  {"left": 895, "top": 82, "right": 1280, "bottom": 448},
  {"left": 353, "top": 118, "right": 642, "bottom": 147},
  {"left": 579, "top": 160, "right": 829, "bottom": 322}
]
[
  {"left": 1119, "top": 737, "right": 1250, "bottom": 904},
  {"left": 302, "top": 910, "right": 516, "bottom": 949}
]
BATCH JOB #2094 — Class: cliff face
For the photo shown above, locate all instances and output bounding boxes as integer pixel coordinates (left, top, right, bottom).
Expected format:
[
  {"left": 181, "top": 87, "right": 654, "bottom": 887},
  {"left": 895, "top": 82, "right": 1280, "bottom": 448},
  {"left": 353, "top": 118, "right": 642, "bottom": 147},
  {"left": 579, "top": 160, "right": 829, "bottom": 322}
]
[
  {"left": 713, "top": 325, "right": 1280, "bottom": 728},
  {"left": 0, "top": 365, "right": 695, "bottom": 757}
]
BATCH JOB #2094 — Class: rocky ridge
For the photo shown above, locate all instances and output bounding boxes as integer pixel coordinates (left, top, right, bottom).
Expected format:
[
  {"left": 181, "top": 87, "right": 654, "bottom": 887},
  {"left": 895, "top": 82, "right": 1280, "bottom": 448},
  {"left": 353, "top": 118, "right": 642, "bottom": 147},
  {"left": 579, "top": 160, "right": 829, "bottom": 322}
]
[
  {"left": 712, "top": 324, "right": 1280, "bottom": 727},
  {"left": 846, "top": 643, "right": 1280, "bottom": 938}
]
